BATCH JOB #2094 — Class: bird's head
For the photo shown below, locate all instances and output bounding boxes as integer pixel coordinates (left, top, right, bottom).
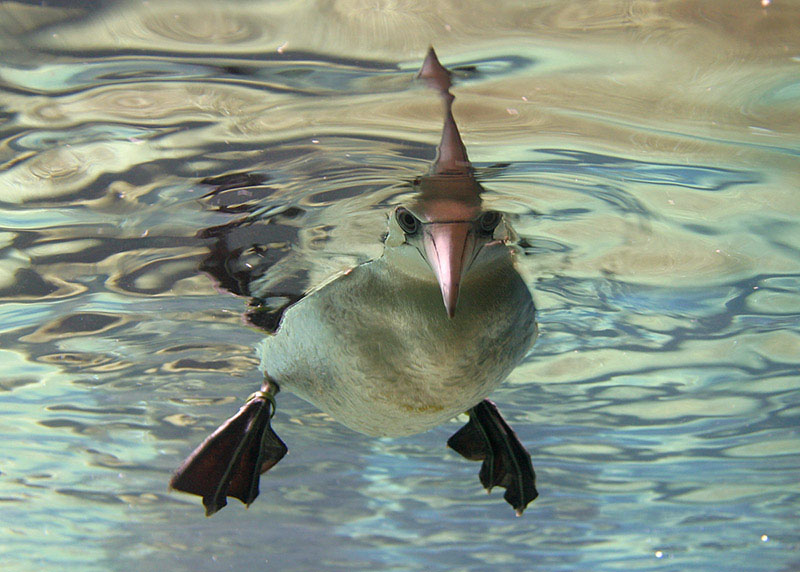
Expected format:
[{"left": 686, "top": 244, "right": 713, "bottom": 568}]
[{"left": 385, "top": 177, "right": 511, "bottom": 318}]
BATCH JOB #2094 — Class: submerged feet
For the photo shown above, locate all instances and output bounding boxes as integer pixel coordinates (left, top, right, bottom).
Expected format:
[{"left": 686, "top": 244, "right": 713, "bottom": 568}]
[
  {"left": 170, "top": 380, "right": 287, "bottom": 516},
  {"left": 171, "top": 389, "right": 535, "bottom": 516},
  {"left": 447, "top": 399, "right": 538, "bottom": 516}
]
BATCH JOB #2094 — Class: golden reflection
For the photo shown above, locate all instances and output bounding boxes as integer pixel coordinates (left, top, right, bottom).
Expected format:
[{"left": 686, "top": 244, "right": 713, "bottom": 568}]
[
  {"left": 0, "top": 141, "right": 160, "bottom": 203},
  {"left": 105, "top": 248, "right": 211, "bottom": 296},
  {"left": 0, "top": 2, "right": 79, "bottom": 38},
  {"left": 35, "top": 353, "right": 133, "bottom": 374},
  {"left": 169, "top": 396, "right": 238, "bottom": 407},
  {"left": 22, "top": 313, "right": 130, "bottom": 343},
  {"left": 25, "top": 84, "right": 261, "bottom": 126},
  {"left": 161, "top": 356, "right": 259, "bottom": 374},
  {"left": 162, "top": 413, "right": 199, "bottom": 428},
  {"left": 141, "top": 9, "right": 263, "bottom": 44}
]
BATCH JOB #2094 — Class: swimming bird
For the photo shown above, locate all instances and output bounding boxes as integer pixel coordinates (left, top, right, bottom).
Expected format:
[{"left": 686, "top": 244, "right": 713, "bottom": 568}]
[{"left": 170, "top": 48, "right": 538, "bottom": 516}]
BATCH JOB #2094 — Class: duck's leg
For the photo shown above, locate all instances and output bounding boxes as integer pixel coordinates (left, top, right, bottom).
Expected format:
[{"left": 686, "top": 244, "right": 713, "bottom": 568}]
[
  {"left": 170, "top": 378, "right": 287, "bottom": 516},
  {"left": 447, "top": 399, "right": 537, "bottom": 516}
]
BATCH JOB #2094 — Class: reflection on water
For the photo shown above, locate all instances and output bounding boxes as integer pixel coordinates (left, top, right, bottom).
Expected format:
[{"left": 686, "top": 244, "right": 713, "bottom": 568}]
[{"left": 1, "top": 1, "right": 799, "bottom": 571}]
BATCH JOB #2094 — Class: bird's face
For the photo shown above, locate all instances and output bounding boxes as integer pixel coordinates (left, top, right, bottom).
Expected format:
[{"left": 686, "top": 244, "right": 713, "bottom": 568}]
[{"left": 385, "top": 195, "right": 508, "bottom": 318}]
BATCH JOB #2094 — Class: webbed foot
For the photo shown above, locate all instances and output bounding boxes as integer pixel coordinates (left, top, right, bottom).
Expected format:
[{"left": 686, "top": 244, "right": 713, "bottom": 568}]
[
  {"left": 170, "top": 380, "right": 287, "bottom": 515},
  {"left": 447, "top": 399, "right": 537, "bottom": 516}
]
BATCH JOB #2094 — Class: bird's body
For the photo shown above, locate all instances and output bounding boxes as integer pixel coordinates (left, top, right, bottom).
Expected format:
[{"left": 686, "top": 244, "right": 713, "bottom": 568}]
[{"left": 259, "top": 241, "right": 536, "bottom": 436}]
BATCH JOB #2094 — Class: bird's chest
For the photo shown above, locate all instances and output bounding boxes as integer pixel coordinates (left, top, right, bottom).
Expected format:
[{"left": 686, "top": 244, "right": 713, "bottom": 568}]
[{"left": 259, "top": 261, "right": 535, "bottom": 436}]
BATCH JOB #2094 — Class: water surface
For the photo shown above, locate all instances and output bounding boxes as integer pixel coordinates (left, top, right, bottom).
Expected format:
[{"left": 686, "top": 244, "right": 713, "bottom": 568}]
[{"left": 1, "top": 1, "right": 799, "bottom": 571}]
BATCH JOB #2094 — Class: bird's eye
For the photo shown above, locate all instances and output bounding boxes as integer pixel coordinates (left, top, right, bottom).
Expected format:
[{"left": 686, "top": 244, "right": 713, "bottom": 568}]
[
  {"left": 396, "top": 208, "right": 420, "bottom": 234},
  {"left": 478, "top": 211, "right": 501, "bottom": 234}
]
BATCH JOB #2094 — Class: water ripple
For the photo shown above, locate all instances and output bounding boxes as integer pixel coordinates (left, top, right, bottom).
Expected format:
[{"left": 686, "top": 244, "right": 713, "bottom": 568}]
[{"left": 1, "top": 5, "right": 799, "bottom": 572}]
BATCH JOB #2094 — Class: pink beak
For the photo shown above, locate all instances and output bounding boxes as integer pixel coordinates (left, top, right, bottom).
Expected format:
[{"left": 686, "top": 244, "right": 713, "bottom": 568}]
[{"left": 423, "top": 222, "right": 475, "bottom": 318}]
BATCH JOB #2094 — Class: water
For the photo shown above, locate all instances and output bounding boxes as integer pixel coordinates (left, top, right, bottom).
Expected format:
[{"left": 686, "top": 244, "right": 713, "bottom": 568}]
[{"left": 1, "top": 1, "right": 799, "bottom": 570}]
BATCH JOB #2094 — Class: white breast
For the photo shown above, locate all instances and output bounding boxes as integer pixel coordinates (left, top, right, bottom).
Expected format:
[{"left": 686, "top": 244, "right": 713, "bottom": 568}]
[{"left": 258, "top": 251, "right": 536, "bottom": 437}]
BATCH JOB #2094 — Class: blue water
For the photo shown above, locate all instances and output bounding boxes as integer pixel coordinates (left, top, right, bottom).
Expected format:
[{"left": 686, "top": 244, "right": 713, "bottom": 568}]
[{"left": 1, "top": 1, "right": 799, "bottom": 571}]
